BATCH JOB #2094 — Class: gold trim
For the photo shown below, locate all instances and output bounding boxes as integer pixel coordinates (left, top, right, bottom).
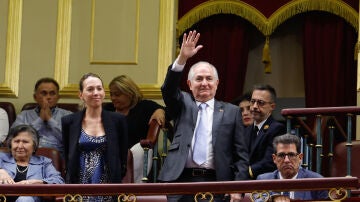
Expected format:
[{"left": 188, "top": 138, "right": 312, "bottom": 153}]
[
  {"left": 118, "top": 193, "right": 136, "bottom": 202},
  {"left": 177, "top": 0, "right": 266, "bottom": 36},
  {"left": 55, "top": 0, "right": 173, "bottom": 98},
  {"left": 54, "top": 0, "right": 72, "bottom": 92},
  {"left": 89, "top": 0, "right": 139, "bottom": 65},
  {"left": 0, "top": 0, "right": 22, "bottom": 98},
  {"left": 63, "top": 194, "right": 83, "bottom": 201},
  {"left": 177, "top": 0, "right": 358, "bottom": 37},
  {"left": 250, "top": 191, "right": 270, "bottom": 202},
  {"left": 328, "top": 187, "right": 347, "bottom": 201},
  {"left": 194, "top": 192, "right": 214, "bottom": 202},
  {"left": 157, "top": 0, "right": 176, "bottom": 87}
]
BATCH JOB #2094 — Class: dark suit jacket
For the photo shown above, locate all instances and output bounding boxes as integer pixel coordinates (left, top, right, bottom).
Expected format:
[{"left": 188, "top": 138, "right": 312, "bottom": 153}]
[
  {"left": 61, "top": 109, "right": 128, "bottom": 183},
  {"left": 246, "top": 116, "right": 286, "bottom": 179},
  {"left": 158, "top": 66, "right": 249, "bottom": 182},
  {"left": 257, "top": 168, "right": 328, "bottom": 200},
  {"left": 104, "top": 100, "right": 165, "bottom": 148}
]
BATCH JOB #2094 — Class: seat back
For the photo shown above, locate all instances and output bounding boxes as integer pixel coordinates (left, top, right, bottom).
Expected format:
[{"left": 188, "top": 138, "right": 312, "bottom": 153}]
[
  {"left": 21, "top": 102, "right": 80, "bottom": 113},
  {"left": 36, "top": 147, "right": 63, "bottom": 174},
  {"left": 0, "top": 102, "right": 16, "bottom": 126},
  {"left": 331, "top": 140, "right": 360, "bottom": 178}
]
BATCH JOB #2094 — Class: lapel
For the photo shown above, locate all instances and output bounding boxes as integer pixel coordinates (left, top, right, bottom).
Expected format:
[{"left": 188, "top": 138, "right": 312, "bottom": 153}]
[
  {"left": 191, "top": 100, "right": 199, "bottom": 131},
  {"left": 69, "top": 110, "right": 85, "bottom": 155},
  {"left": 294, "top": 169, "right": 307, "bottom": 199},
  {"left": 102, "top": 110, "right": 115, "bottom": 150},
  {"left": 212, "top": 100, "right": 223, "bottom": 146},
  {"left": 102, "top": 110, "right": 111, "bottom": 137},
  {"left": 250, "top": 116, "right": 274, "bottom": 154}
]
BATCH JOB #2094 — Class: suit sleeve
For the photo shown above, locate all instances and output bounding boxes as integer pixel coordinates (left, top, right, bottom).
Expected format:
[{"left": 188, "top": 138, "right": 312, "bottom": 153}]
[
  {"left": 233, "top": 108, "right": 250, "bottom": 180},
  {"left": 161, "top": 65, "right": 184, "bottom": 120}
]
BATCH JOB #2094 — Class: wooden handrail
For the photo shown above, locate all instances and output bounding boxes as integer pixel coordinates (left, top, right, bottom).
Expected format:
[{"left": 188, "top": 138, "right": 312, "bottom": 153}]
[
  {"left": 0, "top": 177, "right": 357, "bottom": 196},
  {"left": 281, "top": 106, "right": 360, "bottom": 116},
  {"left": 139, "top": 119, "right": 161, "bottom": 149}
]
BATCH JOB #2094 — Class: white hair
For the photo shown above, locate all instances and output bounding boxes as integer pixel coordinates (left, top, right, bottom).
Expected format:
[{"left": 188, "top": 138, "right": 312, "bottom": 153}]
[{"left": 187, "top": 61, "right": 219, "bottom": 81}]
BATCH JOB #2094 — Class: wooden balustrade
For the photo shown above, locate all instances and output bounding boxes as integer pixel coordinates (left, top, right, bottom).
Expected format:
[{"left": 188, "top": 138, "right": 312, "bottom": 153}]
[
  {"left": 281, "top": 106, "right": 360, "bottom": 176},
  {"left": 0, "top": 177, "right": 357, "bottom": 201}
]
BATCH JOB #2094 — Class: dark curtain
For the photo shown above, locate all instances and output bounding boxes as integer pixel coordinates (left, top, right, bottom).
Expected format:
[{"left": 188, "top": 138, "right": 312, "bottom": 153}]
[
  {"left": 180, "top": 14, "right": 251, "bottom": 102},
  {"left": 303, "top": 12, "right": 357, "bottom": 108},
  {"left": 302, "top": 12, "right": 357, "bottom": 176}
]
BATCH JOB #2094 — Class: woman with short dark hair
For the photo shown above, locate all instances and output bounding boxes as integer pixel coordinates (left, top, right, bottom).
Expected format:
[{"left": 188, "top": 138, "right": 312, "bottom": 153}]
[{"left": 0, "top": 124, "right": 64, "bottom": 202}]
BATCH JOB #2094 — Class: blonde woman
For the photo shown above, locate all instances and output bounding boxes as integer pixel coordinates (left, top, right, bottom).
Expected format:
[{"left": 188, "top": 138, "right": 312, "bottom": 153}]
[{"left": 104, "top": 75, "right": 167, "bottom": 183}]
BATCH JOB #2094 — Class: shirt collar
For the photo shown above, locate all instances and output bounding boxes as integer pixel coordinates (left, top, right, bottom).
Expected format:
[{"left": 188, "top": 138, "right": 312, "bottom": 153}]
[
  {"left": 196, "top": 98, "right": 215, "bottom": 110},
  {"left": 254, "top": 117, "right": 268, "bottom": 130},
  {"left": 278, "top": 171, "right": 299, "bottom": 179}
]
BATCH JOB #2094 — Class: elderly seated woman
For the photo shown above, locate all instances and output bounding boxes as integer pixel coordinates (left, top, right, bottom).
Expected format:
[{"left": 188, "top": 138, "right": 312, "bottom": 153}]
[{"left": 0, "top": 124, "right": 64, "bottom": 202}]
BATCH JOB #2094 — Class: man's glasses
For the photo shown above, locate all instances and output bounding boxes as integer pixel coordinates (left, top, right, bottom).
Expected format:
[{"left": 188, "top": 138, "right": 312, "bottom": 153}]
[
  {"left": 250, "top": 99, "right": 272, "bottom": 107},
  {"left": 275, "top": 152, "right": 299, "bottom": 160}
]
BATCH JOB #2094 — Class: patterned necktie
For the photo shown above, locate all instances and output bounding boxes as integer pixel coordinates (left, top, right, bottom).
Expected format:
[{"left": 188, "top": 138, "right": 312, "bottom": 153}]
[{"left": 193, "top": 103, "right": 208, "bottom": 165}]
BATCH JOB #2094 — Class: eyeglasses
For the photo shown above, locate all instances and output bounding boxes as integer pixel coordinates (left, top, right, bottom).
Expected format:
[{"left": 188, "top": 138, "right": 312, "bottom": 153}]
[
  {"left": 250, "top": 99, "right": 272, "bottom": 107},
  {"left": 275, "top": 152, "right": 299, "bottom": 160}
]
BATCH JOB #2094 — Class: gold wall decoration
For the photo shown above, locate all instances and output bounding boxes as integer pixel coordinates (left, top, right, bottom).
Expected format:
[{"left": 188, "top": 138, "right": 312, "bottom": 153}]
[
  {"left": 54, "top": 0, "right": 176, "bottom": 99},
  {"left": 0, "top": 0, "right": 22, "bottom": 98}
]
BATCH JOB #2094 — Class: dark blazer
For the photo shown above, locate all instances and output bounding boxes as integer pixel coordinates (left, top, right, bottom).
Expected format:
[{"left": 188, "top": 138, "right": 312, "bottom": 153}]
[
  {"left": 257, "top": 168, "right": 328, "bottom": 200},
  {"left": 158, "top": 66, "right": 249, "bottom": 182},
  {"left": 61, "top": 109, "right": 128, "bottom": 183},
  {"left": 246, "top": 116, "right": 286, "bottom": 179},
  {"left": 104, "top": 100, "right": 164, "bottom": 148}
]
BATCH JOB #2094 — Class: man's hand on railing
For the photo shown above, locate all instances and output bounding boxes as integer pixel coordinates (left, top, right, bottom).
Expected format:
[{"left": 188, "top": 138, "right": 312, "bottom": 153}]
[
  {"left": 272, "top": 195, "right": 290, "bottom": 202},
  {"left": 230, "top": 193, "right": 242, "bottom": 202}
]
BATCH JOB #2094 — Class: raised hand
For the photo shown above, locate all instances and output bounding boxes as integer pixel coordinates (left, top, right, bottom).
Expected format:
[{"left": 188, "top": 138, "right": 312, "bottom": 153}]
[
  {"left": 39, "top": 97, "right": 52, "bottom": 122},
  {"left": 177, "top": 30, "right": 203, "bottom": 65}
]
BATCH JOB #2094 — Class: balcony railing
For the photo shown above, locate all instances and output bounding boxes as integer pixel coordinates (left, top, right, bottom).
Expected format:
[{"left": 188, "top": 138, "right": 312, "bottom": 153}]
[
  {"left": 0, "top": 177, "right": 357, "bottom": 201},
  {"left": 281, "top": 106, "right": 360, "bottom": 176}
]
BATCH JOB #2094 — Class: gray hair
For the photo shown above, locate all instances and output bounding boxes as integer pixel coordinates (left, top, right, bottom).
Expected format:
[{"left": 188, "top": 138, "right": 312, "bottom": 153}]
[
  {"left": 187, "top": 61, "right": 219, "bottom": 81},
  {"left": 272, "top": 133, "right": 301, "bottom": 154},
  {"left": 7, "top": 125, "right": 39, "bottom": 153}
]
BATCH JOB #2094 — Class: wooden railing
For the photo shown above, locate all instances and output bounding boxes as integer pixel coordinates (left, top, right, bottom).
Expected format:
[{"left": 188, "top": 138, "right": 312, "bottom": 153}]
[
  {"left": 0, "top": 177, "right": 357, "bottom": 201},
  {"left": 281, "top": 106, "right": 360, "bottom": 176}
]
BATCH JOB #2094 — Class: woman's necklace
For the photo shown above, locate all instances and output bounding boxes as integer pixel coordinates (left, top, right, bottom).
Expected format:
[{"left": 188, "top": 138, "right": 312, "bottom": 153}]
[{"left": 16, "top": 165, "right": 29, "bottom": 173}]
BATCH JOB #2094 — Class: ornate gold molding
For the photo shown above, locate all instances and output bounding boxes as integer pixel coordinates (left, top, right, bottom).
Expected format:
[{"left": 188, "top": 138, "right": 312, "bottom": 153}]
[
  {"left": 0, "top": 0, "right": 22, "bottom": 98},
  {"left": 55, "top": 0, "right": 175, "bottom": 98},
  {"left": 54, "top": 0, "right": 72, "bottom": 94},
  {"left": 177, "top": 0, "right": 358, "bottom": 37},
  {"left": 157, "top": 0, "right": 176, "bottom": 89}
]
